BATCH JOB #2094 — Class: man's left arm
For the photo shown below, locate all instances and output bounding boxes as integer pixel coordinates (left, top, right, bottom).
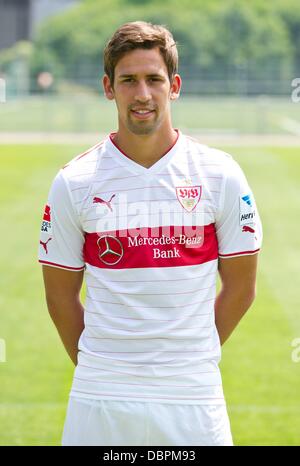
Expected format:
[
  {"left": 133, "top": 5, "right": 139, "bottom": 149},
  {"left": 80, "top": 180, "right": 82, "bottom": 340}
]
[{"left": 215, "top": 254, "right": 259, "bottom": 346}]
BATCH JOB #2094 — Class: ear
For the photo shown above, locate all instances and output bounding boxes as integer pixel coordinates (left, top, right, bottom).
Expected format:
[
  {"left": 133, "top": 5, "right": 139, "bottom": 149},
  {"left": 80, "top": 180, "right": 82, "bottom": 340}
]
[
  {"left": 102, "top": 74, "right": 115, "bottom": 100},
  {"left": 170, "top": 74, "right": 181, "bottom": 101}
]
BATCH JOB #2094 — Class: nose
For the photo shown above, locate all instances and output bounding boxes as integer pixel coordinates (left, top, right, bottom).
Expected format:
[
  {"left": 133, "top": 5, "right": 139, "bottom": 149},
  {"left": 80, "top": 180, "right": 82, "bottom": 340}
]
[{"left": 134, "top": 80, "right": 151, "bottom": 103}]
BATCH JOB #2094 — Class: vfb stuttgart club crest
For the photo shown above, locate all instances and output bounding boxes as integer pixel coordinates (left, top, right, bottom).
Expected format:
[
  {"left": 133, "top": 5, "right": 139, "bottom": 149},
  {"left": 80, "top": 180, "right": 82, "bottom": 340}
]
[{"left": 176, "top": 185, "right": 202, "bottom": 212}]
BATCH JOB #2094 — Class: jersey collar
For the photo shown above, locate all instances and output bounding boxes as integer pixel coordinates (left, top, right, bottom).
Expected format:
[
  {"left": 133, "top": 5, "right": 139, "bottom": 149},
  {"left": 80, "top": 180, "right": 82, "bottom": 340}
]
[{"left": 106, "top": 129, "right": 183, "bottom": 175}]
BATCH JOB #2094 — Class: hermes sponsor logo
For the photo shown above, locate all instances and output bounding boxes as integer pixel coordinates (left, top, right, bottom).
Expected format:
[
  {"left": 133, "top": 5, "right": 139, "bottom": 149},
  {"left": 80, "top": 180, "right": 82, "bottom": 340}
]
[{"left": 239, "top": 194, "right": 256, "bottom": 226}]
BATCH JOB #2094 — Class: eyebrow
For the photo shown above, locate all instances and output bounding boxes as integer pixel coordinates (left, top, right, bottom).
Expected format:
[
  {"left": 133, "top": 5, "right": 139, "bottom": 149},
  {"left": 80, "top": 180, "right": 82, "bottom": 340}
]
[{"left": 118, "top": 73, "right": 164, "bottom": 79}]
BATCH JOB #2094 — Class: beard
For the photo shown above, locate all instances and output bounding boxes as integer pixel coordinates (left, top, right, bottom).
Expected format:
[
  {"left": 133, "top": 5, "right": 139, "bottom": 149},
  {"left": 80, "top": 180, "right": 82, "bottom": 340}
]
[{"left": 126, "top": 107, "right": 162, "bottom": 135}]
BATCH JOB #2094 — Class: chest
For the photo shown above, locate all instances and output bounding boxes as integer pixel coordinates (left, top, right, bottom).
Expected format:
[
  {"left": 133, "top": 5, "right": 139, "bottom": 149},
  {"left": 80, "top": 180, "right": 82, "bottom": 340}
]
[{"left": 80, "top": 169, "right": 220, "bottom": 234}]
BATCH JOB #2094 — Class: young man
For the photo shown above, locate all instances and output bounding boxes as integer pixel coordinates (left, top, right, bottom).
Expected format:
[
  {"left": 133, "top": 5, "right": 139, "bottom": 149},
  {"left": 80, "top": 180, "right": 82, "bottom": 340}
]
[{"left": 39, "top": 21, "right": 262, "bottom": 446}]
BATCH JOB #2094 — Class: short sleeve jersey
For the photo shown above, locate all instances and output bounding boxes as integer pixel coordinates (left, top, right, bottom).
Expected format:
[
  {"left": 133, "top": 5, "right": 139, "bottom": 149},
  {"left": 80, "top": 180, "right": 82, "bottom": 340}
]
[{"left": 38, "top": 131, "right": 262, "bottom": 404}]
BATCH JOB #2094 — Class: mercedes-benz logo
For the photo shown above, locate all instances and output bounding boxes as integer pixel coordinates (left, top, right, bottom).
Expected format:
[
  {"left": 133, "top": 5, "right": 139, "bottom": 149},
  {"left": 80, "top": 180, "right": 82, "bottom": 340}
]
[{"left": 97, "top": 235, "right": 124, "bottom": 266}]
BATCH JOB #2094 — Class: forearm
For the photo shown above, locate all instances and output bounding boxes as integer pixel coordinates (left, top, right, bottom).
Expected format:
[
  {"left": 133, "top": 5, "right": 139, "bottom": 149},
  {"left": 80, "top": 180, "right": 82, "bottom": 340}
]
[
  {"left": 47, "top": 297, "right": 85, "bottom": 365},
  {"left": 214, "top": 287, "right": 255, "bottom": 346}
]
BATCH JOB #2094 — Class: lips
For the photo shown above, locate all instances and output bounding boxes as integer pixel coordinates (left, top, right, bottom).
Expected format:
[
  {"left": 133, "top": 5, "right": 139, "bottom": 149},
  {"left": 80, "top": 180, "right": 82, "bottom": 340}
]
[{"left": 130, "top": 109, "right": 155, "bottom": 119}]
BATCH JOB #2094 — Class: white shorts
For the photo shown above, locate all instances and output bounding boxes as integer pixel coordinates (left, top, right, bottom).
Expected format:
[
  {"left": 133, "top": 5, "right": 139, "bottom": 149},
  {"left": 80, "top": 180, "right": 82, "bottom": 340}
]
[{"left": 62, "top": 396, "right": 233, "bottom": 446}]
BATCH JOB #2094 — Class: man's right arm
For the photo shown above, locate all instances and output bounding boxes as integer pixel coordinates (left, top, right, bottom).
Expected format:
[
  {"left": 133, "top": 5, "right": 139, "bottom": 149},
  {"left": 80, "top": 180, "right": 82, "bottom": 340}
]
[
  {"left": 42, "top": 266, "right": 85, "bottom": 366},
  {"left": 39, "top": 169, "right": 86, "bottom": 365}
]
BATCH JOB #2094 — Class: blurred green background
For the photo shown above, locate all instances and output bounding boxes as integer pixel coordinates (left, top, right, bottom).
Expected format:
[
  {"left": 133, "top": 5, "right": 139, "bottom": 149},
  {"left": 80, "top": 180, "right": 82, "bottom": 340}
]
[{"left": 0, "top": 0, "right": 299, "bottom": 446}]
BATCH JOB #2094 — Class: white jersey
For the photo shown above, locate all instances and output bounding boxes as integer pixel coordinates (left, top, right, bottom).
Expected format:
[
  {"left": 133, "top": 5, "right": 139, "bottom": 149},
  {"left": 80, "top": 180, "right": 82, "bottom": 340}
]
[{"left": 38, "top": 130, "right": 262, "bottom": 405}]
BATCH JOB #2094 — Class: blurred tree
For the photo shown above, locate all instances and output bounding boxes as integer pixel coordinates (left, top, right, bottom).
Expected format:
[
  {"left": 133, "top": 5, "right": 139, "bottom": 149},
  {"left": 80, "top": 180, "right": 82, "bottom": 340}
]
[
  {"left": 28, "top": 0, "right": 295, "bottom": 93},
  {"left": 274, "top": 0, "right": 300, "bottom": 71}
]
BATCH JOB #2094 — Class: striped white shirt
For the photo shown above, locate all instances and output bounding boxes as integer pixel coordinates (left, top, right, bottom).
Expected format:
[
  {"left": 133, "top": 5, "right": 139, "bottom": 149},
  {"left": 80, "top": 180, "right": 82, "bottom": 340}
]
[{"left": 39, "top": 130, "right": 262, "bottom": 404}]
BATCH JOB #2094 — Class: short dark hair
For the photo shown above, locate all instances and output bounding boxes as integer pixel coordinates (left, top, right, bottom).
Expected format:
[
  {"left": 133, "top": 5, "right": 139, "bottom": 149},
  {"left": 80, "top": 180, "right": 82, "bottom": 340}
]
[{"left": 103, "top": 21, "right": 178, "bottom": 85}]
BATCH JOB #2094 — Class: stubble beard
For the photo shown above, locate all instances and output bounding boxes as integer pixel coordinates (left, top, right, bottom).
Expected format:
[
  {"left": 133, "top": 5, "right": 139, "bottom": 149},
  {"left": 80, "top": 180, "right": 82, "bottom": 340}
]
[{"left": 126, "top": 109, "right": 161, "bottom": 136}]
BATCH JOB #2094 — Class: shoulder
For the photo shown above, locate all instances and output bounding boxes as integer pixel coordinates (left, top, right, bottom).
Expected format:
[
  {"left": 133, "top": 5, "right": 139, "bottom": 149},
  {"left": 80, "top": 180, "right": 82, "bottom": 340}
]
[
  {"left": 61, "top": 139, "right": 106, "bottom": 187},
  {"left": 48, "top": 139, "right": 107, "bottom": 214},
  {"left": 183, "top": 133, "right": 240, "bottom": 174}
]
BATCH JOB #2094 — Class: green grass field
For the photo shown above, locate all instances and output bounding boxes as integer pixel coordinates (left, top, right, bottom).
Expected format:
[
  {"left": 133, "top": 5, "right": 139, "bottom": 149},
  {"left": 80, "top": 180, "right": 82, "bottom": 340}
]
[
  {"left": 0, "top": 142, "right": 299, "bottom": 445},
  {"left": 0, "top": 95, "right": 299, "bottom": 134}
]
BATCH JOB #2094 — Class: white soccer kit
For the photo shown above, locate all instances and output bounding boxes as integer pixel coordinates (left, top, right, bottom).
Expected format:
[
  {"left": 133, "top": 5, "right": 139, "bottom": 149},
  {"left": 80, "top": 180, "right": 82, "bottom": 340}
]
[{"left": 39, "top": 130, "right": 262, "bottom": 407}]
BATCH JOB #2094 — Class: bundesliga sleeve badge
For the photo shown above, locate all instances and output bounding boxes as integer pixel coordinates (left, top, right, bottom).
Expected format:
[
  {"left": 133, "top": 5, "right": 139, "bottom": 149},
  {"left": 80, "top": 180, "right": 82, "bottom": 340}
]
[{"left": 41, "top": 204, "right": 52, "bottom": 232}]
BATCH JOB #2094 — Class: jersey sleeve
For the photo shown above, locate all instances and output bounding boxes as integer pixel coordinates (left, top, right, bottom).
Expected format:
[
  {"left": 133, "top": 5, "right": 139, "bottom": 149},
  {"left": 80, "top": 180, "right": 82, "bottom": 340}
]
[
  {"left": 38, "top": 170, "right": 85, "bottom": 271},
  {"left": 215, "top": 158, "right": 263, "bottom": 258}
]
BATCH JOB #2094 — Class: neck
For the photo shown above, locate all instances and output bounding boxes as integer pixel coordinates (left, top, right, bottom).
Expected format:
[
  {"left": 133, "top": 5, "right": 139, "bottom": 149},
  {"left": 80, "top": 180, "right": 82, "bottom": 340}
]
[{"left": 112, "top": 126, "right": 178, "bottom": 169}]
